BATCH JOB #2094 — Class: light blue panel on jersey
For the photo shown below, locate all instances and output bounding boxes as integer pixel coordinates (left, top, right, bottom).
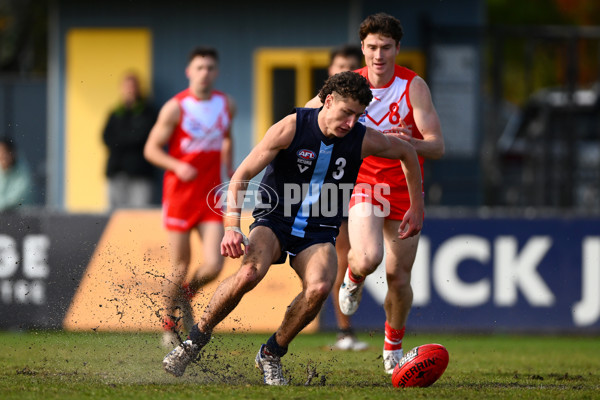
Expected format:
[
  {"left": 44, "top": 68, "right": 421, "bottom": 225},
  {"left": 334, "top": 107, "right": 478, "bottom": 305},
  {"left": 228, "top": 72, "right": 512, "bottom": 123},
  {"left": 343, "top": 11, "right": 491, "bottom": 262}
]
[{"left": 291, "top": 142, "right": 333, "bottom": 237}]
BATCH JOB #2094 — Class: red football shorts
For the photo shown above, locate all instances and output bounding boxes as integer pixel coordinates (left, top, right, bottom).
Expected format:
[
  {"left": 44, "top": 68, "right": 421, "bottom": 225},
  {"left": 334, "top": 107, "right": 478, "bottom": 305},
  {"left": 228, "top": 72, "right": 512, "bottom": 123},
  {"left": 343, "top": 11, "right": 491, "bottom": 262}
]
[
  {"left": 349, "top": 183, "right": 410, "bottom": 221},
  {"left": 163, "top": 199, "right": 222, "bottom": 231},
  {"left": 162, "top": 164, "right": 223, "bottom": 232}
]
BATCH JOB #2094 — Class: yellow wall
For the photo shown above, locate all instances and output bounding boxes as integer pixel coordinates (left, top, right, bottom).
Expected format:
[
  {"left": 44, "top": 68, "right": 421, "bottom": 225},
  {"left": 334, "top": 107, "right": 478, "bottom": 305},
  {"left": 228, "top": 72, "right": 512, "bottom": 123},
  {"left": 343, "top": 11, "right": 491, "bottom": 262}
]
[{"left": 65, "top": 28, "right": 152, "bottom": 212}]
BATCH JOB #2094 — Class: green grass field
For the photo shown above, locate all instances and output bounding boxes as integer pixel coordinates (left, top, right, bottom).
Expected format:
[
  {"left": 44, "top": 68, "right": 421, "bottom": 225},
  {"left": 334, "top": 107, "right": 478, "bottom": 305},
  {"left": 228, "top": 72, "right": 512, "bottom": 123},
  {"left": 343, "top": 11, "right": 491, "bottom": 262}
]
[{"left": 1, "top": 330, "right": 598, "bottom": 399}]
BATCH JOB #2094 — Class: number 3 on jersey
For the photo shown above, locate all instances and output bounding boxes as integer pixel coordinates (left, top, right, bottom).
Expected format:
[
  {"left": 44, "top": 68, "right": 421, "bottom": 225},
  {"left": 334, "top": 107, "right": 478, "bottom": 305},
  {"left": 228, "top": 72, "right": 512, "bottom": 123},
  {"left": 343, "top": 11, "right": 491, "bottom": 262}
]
[{"left": 332, "top": 157, "right": 346, "bottom": 180}]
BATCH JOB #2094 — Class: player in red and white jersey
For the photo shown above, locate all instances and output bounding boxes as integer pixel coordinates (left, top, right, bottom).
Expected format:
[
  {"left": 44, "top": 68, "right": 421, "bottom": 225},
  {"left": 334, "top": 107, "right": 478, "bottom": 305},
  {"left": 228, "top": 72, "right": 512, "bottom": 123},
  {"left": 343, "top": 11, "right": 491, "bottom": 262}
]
[
  {"left": 340, "top": 13, "right": 444, "bottom": 374},
  {"left": 163, "top": 87, "right": 231, "bottom": 230},
  {"left": 144, "top": 46, "right": 235, "bottom": 348},
  {"left": 353, "top": 64, "right": 424, "bottom": 208}
]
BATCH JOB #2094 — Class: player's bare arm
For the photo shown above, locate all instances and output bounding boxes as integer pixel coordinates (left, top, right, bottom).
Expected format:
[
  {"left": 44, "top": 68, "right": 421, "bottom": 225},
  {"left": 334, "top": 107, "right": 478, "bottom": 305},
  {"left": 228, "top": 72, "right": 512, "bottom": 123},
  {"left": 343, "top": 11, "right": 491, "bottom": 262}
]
[
  {"left": 361, "top": 127, "right": 424, "bottom": 238},
  {"left": 221, "top": 95, "right": 237, "bottom": 177},
  {"left": 404, "top": 76, "right": 444, "bottom": 160},
  {"left": 304, "top": 95, "right": 322, "bottom": 108},
  {"left": 221, "top": 114, "right": 297, "bottom": 259},
  {"left": 143, "top": 99, "right": 197, "bottom": 182}
]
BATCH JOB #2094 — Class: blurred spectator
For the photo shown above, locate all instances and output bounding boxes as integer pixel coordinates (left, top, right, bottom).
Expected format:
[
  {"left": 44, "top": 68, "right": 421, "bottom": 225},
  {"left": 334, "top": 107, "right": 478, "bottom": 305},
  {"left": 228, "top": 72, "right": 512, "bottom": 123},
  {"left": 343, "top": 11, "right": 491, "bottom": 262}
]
[
  {"left": 102, "top": 72, "right": 158, "bottom": 209},
  {"left": 0, "top": 137, "right": 32, "bottom": 212}
]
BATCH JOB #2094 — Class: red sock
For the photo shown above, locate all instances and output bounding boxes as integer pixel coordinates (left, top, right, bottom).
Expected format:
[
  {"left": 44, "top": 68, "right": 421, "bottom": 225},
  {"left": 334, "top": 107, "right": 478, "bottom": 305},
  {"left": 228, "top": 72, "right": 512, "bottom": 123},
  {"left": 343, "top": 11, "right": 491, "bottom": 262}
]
[
  {"left": 347, "top": 267, "right": 365, "bottom": 284},
  {"left": 384, "top": 321, "right": 405, "bottom": 351},
  {"left": 162, "top": 316, "right": 176, "bottom": 331},
  {"left": 181, "top": 282, "right": 196, "bottom": 302}
]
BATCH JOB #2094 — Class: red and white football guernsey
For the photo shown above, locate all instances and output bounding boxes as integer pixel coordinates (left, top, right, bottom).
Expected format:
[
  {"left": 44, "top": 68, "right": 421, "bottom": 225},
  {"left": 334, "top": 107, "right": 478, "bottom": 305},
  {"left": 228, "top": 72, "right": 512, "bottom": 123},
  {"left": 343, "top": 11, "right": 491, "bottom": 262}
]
[
  {"left": 350, "top": 65, "right": 425, "bottom": 220},
  {"left": 163, "top": 88, "right": 231, "bottom": 231}
]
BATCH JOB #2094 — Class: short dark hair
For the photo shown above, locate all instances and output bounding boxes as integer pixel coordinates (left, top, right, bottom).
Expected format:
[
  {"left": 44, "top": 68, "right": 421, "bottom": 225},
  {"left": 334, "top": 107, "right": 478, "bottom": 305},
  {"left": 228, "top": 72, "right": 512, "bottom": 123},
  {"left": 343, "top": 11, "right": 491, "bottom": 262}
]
[
  {"left": 330, "top": 44, "right": 363, "bottom": 66},
  {"left": 188, "top": 46, "right": 219, "bottom": 64},
  {"left": 359, "top": 13, "right": 404, "bottom": 43},
  {"left": 318, "top": 71, "right": 373, "bottom": 107}
]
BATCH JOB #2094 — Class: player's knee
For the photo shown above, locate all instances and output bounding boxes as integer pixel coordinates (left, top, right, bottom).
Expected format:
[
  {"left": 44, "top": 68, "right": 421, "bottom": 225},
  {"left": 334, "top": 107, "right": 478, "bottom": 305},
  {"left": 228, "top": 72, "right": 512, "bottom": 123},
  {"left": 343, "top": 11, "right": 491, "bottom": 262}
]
[
  {"left": 170, "top": 259, "right": 190, "bottom": 277},
  {"left": 235, "top": 264, "right": 262, "bottom": 291},
  {"left": 351, "top": 249, "right": 384, "bottom": 273},
  {"left": 306, "top": 280, "right": 333, "bottom": 304}
]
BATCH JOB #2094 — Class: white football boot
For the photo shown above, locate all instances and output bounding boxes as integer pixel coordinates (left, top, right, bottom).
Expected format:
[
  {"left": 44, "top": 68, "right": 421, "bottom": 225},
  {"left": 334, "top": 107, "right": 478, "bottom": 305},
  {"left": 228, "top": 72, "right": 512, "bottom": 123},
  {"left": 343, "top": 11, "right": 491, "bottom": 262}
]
[
  {"left": 383, "top": 348, "right": 404, "bottom": 374},
  {"left": 333, "top": 334, "right": 369, "bottom": 351},
  {"left": 163, "top": 339, "right": 201, "bottom": 377},
  {"left": 338, "top": 268, "right": 365, "bottom": 316},
  {"left": 255, "top": 344, "right": 288, "bottom": 385}
]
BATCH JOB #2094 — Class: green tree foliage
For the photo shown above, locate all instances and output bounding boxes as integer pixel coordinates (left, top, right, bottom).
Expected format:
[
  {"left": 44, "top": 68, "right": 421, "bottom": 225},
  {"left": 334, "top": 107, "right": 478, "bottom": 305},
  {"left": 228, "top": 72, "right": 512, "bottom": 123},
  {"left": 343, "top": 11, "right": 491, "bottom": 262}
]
[
  {"left": 487, "top": 0, "right": 600, "bottom": 105},
  {"left": 487, "top": 0, "right": 566, "bottom": 25},
  {"left": 487, "top": 0, "right": 600, "bottom": 26}
]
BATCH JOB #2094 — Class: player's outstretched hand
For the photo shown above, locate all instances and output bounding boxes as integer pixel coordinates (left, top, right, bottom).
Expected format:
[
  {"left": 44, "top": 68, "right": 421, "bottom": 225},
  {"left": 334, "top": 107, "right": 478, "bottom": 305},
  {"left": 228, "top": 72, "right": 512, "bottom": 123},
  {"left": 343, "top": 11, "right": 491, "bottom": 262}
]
[
  {"left": 398, "top": 206, "right": 423, "bottom": 239},
  {"left": 386, "top": 119, "right": 413, "bottom": 142},
  {"left": 221, "top": 227, "right": 249, "bottom": 258}
]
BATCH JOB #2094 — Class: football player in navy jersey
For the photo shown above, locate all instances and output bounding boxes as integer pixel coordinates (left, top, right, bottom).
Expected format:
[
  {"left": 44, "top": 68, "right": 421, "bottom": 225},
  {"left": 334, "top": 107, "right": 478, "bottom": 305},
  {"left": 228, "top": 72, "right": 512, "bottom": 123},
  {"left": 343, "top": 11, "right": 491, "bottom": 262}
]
[
  {"left": 162, "top": 71, "right": 424, "bottom": 385},
  {"left": 310, "top": 44, "right": 368, "bottom": 352}
]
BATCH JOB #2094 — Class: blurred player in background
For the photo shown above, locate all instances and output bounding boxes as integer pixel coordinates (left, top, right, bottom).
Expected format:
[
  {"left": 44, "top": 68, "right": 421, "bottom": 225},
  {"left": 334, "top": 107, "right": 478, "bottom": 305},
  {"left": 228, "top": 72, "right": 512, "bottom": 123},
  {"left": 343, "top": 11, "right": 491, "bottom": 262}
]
[
  {"left": 307, "top": 44, "right": 368, "bottom": 351},
  {"left": 162, "top": 71, "right": 424, "bottom": 385},
  {"left": 144, "top": 46, "right": 235, "bottom": 348},
  {"left": 306, "top": 13, "right": 445, "bottom": 374}
]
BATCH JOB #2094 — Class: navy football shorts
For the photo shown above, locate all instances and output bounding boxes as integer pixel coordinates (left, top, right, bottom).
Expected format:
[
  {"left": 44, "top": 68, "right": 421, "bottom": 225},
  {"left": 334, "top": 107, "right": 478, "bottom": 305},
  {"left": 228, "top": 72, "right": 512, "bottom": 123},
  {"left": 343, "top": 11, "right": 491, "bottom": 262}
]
[{"left": 250, "top": 217, "right": 337, "bottom": 265}]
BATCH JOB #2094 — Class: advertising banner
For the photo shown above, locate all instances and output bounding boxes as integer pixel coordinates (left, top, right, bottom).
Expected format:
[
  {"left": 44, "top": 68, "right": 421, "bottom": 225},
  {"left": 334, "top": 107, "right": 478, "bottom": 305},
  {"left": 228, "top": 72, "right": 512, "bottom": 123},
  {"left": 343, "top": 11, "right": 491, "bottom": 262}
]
[
  {"left": 2, "top": 212, "right": 598, "bottom": 333},
  {"left": 0, "top": 212, "right": 108, "bottom": 329},
  {"left": 320, "top": 217, "right": 600, "bottom": 333}
]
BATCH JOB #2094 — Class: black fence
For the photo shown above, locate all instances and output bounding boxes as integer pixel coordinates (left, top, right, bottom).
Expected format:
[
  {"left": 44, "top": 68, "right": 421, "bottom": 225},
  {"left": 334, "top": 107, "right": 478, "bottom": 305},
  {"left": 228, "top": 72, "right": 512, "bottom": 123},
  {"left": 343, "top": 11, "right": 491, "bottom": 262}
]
[{"left": 423, "top": 22, "right": 600, "bottom": 212}]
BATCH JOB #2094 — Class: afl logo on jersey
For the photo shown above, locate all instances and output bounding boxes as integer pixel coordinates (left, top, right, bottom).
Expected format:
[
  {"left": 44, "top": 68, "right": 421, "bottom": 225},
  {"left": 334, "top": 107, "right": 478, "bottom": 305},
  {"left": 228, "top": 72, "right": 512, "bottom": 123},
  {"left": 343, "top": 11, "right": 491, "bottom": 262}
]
[
  {"left": 358, "top": 110, "right": 367, "bottom": 123},
  {"left": 297, "top": 149, "right": 316, "bottom": 160}
]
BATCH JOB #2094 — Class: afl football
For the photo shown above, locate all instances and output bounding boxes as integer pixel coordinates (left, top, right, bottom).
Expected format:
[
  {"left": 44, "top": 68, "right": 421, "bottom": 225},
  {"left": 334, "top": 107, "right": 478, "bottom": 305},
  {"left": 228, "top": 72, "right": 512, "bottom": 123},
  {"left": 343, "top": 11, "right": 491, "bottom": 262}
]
[{"left": 391, "top": 343, "right": 449, "bottom": 388}]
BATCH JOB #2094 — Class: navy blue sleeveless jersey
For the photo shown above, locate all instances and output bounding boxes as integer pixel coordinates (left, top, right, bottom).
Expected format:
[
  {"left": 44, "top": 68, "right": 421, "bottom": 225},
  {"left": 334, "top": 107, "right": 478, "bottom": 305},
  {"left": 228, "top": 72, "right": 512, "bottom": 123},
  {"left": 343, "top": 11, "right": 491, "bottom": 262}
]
[{"left": 253, "top": 107, "right": 366, "bottom": 238}]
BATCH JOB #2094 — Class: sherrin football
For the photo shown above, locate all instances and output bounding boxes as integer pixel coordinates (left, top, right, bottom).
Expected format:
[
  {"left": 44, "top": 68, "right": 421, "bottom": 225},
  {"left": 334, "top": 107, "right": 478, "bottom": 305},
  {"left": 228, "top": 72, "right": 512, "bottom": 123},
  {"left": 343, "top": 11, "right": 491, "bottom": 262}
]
[{"left": 391, "top": 343, "right": 449, "bottom": 388}]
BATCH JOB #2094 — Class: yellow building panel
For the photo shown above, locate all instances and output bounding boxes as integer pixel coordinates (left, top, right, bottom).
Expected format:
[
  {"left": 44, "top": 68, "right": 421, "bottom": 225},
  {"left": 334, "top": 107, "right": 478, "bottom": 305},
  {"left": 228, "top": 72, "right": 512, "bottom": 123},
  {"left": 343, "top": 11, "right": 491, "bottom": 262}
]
[
  {"left": 65, "top": 28, "right": 152, "bottom": 212},
  {"left": 253, "top": 48, "right": 330, "bottom": 143},
  {"left": 396, "top": 50, "right": 426, "bottom": 78}
]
